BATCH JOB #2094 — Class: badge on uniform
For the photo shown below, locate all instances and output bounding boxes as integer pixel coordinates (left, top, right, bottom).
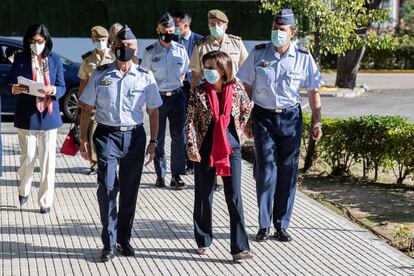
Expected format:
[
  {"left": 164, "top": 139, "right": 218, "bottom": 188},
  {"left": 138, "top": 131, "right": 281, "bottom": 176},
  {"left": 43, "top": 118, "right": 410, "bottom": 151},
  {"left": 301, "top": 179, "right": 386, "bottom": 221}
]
[
  {"left": 259, "top": 60, "right": 270, "bottom": 68},
  {"left": 101, "top": 79, "right": 112, "bottom": 86},
  {"left": 152, "top": 57, "right": 161, "bottom": 62}
]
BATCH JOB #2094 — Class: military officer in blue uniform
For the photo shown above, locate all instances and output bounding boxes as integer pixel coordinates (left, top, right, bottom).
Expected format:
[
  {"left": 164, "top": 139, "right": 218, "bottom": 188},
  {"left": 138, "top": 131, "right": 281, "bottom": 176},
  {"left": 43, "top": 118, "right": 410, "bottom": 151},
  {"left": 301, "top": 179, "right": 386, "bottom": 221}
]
[
  {"left": 173, "top": 11, "right": 204, "bottom": 174},
  {"left": 141, "top": 12, "right": 189, "bottom": 189},
  {"left": 237, "top": 8, "right": 323, "bottom": 243},
  {"left": 79, "top": 25, "right": 162, "bottom": 262}
]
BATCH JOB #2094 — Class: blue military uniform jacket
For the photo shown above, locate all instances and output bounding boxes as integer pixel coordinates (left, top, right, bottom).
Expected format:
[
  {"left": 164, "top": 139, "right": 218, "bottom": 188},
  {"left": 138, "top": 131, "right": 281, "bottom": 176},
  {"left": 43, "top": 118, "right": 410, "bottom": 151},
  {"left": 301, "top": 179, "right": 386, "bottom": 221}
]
[
  {"left": 7, "top": 51, "right": 66, "bottom": 130},
  {"left": 237, "top": 42, "right": 323, "bottom": 109}
]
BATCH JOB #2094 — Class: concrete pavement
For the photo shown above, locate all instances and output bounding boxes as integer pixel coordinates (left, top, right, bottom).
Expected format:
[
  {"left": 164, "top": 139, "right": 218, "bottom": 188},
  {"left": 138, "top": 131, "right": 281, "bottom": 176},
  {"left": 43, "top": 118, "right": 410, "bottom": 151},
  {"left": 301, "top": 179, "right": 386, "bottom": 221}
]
[{"left": 0, "top": 133, "right": 413, "bottom": 275}]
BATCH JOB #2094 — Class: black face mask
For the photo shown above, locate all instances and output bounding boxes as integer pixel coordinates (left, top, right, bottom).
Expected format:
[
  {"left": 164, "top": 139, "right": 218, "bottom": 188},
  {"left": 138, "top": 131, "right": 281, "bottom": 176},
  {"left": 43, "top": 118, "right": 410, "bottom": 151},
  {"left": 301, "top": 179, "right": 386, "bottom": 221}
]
[
  {"left": 159, "top": 32, "right": 174, "bottom": 43},
  {"left": 114, "top": 45, "right": 135, "bottom": 62}
]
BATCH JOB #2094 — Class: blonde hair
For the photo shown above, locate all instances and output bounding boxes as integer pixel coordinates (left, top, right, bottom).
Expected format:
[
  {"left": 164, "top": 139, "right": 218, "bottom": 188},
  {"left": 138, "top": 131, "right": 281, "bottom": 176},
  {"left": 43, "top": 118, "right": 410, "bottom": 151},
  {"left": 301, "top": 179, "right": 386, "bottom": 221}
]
[{"left": 108, "top": 23, "right": 123, "bottom": 46}]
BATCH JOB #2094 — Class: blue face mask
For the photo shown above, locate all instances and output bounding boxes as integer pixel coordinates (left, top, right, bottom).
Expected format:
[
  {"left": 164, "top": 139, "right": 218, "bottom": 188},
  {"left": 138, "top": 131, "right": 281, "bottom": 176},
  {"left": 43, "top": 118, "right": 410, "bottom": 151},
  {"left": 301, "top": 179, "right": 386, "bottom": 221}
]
[
  {"left": 174, "top": 27, "right": 181, "bottom": 36},
  {"left": 203, "top": 69, "right": 220, "bottom": 84},
  {"left": 271, "top": 30, "right": 288, "bottom": 48},
  {"left": 94, "top": 41, "right": 107, "bottom": 50},
  {"left": 209, "top": 25, "right": 225, "bottom": 38}
]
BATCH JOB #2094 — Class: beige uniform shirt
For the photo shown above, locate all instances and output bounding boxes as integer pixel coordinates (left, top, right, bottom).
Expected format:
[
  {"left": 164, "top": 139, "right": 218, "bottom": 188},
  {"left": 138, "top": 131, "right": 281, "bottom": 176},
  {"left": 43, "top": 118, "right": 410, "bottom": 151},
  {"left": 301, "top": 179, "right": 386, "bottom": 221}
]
[
  {"left": 189, "top": 33, "right": 249, "bottom": 75},
  {"left": 78, "top": 48, "right": 115, "bottom": 80}
]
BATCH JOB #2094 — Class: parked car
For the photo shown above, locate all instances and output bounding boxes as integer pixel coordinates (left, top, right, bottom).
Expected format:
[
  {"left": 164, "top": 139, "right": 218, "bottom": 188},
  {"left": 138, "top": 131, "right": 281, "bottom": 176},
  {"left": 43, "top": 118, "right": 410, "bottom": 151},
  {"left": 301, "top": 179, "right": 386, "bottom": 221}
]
[{"left": 0, "top": 38, "right": 80, "bottom": 121}]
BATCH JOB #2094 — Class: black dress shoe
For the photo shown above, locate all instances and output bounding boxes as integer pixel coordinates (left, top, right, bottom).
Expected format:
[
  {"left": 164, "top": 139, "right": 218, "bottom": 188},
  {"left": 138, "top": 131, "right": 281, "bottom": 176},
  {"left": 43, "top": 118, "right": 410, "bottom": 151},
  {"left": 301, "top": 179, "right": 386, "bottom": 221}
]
[
  {"left": 116, "top": 243, "right": 135, "bottom": 256},
  {"left": 100, "top": 248, "right": 114, "bottom": 262},
  {"left": 214, "top": 184, "right": 223, "bottom": 192},
  {"left": 18, "top": 195, "right": 28, "bottom": 206},
  {"left": 88, "top": 168, "right": 97, "bottom": 175},
  {"left": 256, "top": 228, "right": 270, "bottom": 242},
  {"left": 171, "top": 175, "right": 186, "bottom": 190},
  {"left": 40, "top": 207, "right": 51, "bottom": 214},
  {"left": 155, "top": 178, "right": 166, "bottom": 188},
  {"left": 274, "top": 228, "right": 292, "bottom": 242}
]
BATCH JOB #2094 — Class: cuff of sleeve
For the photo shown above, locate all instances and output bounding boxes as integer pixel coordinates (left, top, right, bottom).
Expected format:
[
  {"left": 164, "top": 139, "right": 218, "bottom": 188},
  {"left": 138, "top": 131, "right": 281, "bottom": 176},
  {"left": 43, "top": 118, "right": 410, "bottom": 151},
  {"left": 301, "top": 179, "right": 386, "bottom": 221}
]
[{"left": 51, "top": 86, "right": 57, "bottom": 96}]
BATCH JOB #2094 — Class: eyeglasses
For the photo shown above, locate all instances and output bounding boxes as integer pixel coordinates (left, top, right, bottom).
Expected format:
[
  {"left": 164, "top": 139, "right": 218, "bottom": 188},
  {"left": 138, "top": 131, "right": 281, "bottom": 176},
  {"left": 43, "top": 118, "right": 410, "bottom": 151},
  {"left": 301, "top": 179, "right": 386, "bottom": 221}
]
[{"left": 30, "top": 39, "right": 45, "bottom": 44}]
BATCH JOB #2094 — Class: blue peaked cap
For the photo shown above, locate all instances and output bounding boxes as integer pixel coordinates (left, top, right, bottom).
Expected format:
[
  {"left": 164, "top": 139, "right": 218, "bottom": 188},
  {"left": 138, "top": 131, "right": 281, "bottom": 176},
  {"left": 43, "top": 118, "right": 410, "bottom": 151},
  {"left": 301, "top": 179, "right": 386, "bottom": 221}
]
[
  {"left": 158, "top": 12, "right": 175, "bottom": 28},
  {"left": 116, "top": 25, "right": 136, "bottom": 40},
  {"left": 274, "top": 8, "right": 295, "bottom": 25}
]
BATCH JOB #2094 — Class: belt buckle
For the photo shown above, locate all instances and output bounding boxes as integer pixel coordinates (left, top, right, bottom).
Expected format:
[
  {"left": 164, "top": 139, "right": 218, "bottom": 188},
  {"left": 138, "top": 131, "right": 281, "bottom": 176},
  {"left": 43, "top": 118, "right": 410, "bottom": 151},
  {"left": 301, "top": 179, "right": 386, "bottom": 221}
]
[
  {"left": 120, "top": 126, "right": 128, "bottom": 131},
  {"left": 165, "top": 91, "right": 172, "bottom": 96},
  {"left": 274, "top": 108, "right": 284, "bottom": 113}
]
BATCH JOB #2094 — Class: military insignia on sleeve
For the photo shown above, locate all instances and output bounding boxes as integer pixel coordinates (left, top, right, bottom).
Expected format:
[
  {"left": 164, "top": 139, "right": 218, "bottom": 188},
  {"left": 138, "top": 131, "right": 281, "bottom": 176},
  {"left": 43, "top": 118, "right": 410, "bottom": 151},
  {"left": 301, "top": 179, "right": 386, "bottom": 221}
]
[{"left": 101, "top": 79, "right": 112, "bottom": 86}]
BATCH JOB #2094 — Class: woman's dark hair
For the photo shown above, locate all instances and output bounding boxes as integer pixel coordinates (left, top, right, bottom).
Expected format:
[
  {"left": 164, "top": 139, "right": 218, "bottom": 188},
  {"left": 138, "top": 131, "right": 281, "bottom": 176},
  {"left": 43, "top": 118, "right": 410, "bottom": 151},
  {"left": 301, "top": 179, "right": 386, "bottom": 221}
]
[
  {"left": 201, "top": 51, "right": 235, "bottom": 83},
  {"left": 23, "top": 24, "right": 53, "bottom": 58}
]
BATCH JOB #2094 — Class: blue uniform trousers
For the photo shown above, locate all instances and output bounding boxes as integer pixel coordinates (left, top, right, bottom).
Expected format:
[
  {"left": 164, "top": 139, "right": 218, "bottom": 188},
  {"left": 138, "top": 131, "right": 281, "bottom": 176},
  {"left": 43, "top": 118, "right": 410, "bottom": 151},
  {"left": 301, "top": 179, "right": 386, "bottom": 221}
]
[
  {"left": 193, "top": 125, "right": 250, "bottom": 254},
  {"left": 155, "top": 88, "right": 186, "bottom": 178},
  {"left": 93, "top": 124, "right": 146, "bottom": 249},
  {"left": 252, "top": 104, "right": 302, "bottom": 230}
]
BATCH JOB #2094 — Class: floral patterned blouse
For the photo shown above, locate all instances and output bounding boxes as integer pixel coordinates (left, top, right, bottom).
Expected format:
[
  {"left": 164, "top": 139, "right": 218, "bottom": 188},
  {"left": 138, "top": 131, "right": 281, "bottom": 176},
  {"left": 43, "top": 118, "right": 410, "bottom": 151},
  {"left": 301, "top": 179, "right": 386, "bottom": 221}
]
[{"left": 185, "top": 80, "right": 253, "bottom": 160}]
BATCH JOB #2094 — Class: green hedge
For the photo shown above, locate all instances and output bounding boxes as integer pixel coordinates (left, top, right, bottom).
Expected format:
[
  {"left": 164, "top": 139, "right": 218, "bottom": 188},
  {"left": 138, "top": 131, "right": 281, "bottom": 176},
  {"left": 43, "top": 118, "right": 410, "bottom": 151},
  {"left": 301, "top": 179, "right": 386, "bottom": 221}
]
[
  {"left": 302, "top": 114, "right": 414, "bottom": 184},
  {"left": 320, "top": 41, "right": 414, "bottom": 70}
]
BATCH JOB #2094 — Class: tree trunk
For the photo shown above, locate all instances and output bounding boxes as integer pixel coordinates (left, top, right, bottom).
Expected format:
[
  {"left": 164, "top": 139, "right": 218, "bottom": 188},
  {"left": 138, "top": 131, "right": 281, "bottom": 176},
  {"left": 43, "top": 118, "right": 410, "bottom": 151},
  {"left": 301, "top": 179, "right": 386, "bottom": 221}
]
[
  {"left": 335, "top": 0, "right": 383, "bottom": 89},
  {"left": 335, "top": 46, "right": 366, "bottom": 88}
]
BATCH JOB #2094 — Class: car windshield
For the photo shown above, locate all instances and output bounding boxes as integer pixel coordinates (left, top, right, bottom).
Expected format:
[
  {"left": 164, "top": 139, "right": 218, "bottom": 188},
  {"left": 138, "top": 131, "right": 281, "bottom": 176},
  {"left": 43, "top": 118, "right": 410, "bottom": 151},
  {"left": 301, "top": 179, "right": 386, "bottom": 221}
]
[{"left": 60, "top": 55, "right": 73, "bottom": 66}]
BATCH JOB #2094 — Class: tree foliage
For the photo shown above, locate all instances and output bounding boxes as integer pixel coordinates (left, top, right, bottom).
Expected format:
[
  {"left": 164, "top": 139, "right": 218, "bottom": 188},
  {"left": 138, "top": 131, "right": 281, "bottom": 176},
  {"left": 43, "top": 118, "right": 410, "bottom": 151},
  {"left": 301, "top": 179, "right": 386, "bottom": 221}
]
[
  {"left": 260, "top": 0, "right": 409, "bottom": 60},
  {"left": 401, "top": 0, "right": 414, "bottom": 31}
]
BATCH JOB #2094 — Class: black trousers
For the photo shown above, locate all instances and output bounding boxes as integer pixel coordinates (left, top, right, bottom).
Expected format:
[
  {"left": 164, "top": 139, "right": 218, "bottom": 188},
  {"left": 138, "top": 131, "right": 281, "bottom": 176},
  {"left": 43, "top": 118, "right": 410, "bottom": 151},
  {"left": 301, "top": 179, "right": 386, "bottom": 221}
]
[{"left": 193, "top": 129, "right": 250, "bottom": 254}]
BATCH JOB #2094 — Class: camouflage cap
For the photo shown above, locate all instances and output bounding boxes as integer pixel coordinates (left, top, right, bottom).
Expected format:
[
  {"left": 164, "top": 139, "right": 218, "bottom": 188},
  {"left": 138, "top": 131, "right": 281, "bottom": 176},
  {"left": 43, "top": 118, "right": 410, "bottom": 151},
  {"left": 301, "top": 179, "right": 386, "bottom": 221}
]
[
  {"left": 208, "top": 9, "right": 229, "bottom": 23},
  {"left": 91, "top": 26, "right": 109, "bottom": 38}
]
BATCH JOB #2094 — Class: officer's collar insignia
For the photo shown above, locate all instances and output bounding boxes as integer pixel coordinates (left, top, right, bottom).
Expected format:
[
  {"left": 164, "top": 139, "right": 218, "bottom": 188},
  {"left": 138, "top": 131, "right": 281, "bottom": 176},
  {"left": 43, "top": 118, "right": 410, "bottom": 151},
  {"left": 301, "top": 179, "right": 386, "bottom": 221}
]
[
  {"left": 152, "top": 57, "right": 161, "bottom": 62},
  {"left": 259, "top": 60, "right": 269, "bottom": 68},
  {"left": 101, "top": 79, "right": 112, "bottom": 86}
]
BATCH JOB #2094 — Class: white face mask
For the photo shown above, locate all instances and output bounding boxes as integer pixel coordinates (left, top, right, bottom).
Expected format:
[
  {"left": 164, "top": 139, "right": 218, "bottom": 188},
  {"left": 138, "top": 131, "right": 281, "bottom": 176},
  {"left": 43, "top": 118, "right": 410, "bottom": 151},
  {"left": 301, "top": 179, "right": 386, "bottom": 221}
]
[
  {"left": 30, "top": 42, "right": 45, "bottom": 56},
  {"left": 94, "top": 41, "right": 107, "bottom": 51}
]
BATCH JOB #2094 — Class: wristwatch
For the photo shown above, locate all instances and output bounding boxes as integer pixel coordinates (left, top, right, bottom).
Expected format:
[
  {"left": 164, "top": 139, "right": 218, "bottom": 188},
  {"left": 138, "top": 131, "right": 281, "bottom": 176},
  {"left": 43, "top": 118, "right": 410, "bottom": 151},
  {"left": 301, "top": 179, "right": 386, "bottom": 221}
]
[{"left": 149, "top": 139, "right": 158, "bottom": 146}]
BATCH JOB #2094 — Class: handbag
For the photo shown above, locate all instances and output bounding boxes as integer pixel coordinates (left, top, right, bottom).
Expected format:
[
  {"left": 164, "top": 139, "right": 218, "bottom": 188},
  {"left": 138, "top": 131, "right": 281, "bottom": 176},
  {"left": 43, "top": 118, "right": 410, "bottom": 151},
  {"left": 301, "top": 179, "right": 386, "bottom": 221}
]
[{"left": 60, "top": 110, "right": 80, "bottom": 156}]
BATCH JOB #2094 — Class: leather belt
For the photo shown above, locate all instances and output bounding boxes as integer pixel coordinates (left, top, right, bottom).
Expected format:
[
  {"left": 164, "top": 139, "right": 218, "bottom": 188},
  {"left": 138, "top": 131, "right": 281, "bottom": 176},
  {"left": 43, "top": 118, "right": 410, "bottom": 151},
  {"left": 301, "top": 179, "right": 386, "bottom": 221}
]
[
  {"left": 160, "top": 88, "right": 180, "bottom": 97},
  {"left": 98, "top": 123, "right": 142, "bottom": 132},
  {"left": 256, "top": 103, "right": 300, "bottom": 114}
]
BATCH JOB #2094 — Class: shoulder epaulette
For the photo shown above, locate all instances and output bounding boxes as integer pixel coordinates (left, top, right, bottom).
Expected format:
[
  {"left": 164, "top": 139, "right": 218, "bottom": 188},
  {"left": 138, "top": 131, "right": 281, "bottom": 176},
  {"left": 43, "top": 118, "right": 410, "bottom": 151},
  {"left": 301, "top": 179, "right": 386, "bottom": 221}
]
[
  {"left": 81, "top": 51, "right": 92, "bottom": 60},
  {"left": 137, "top": 65, "right": 149, "bottom": 73},
  {"left": 96, "top": 64, "right": 109, "bottom": 71},
  {"left": 176, "top": 43, "right": 184, "bottom": 48},
  {"left": 255, "top": 43, "right": 266, "bottom": 50},
  {"left": 196, "top": 37, "right": 207, "bottom": 46},
  {"left": 297, "top": 46, "right": 309, "bottom": 54},
  {"left": 145, "top": 44, "right": 154, "bottom": 51},
  {"left": 228, "top": 34, "right": 241, "bottom": 40}
]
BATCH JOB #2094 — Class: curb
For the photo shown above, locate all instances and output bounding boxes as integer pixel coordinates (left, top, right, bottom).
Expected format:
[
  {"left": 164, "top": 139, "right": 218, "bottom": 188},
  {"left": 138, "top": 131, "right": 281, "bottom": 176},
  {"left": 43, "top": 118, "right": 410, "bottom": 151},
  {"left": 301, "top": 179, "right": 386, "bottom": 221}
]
[{"left": 300, "top": 85, "right": 368, "bottom": 98}]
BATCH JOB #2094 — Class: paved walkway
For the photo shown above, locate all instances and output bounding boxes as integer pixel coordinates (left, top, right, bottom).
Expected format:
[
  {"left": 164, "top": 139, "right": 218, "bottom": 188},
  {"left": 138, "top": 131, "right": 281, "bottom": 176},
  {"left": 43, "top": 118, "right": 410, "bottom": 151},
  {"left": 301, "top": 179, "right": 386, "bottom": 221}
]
[
  {"left": 321, "top": 73, "right": 414, "bottom": 91},
  {"left": 1, "top": 133, "right": 413, "bottom": 276}
]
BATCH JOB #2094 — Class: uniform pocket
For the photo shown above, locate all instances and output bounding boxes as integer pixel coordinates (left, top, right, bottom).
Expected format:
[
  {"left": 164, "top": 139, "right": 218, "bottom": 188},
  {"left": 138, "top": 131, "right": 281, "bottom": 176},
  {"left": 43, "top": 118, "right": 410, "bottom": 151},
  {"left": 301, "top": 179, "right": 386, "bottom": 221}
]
[
  {"left": 286, "top": 71, "right": 304, "bottom": 92},
  {"left": 96, "top": 84, "right": 117, "bottom": 110}
]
